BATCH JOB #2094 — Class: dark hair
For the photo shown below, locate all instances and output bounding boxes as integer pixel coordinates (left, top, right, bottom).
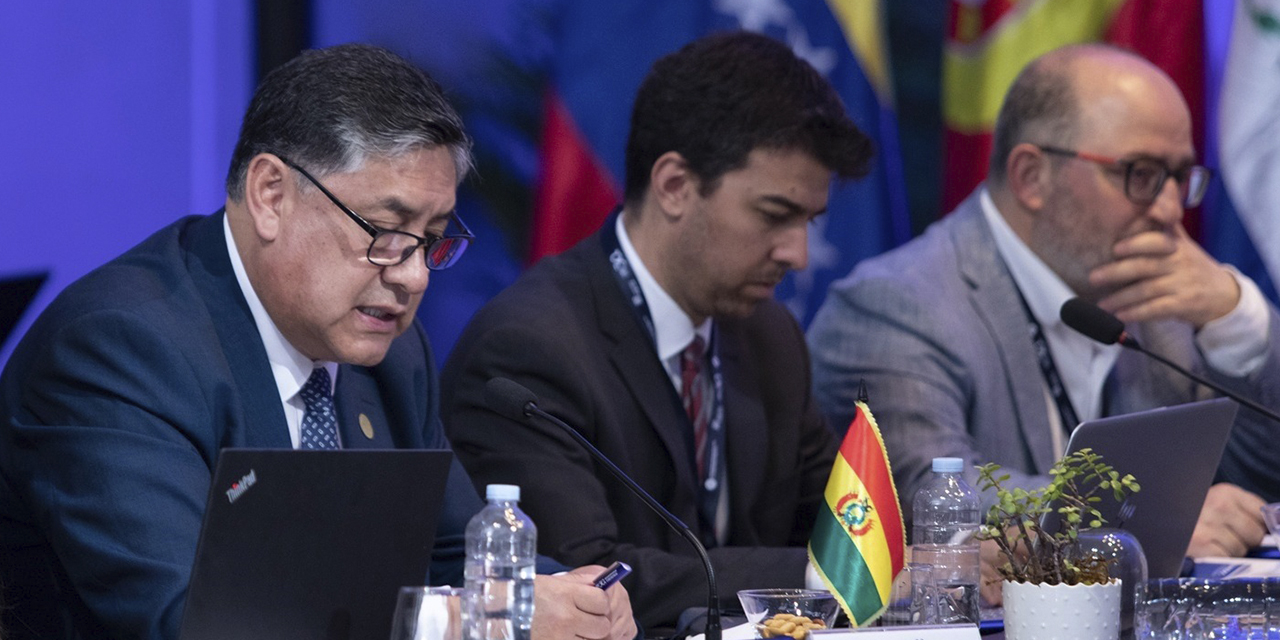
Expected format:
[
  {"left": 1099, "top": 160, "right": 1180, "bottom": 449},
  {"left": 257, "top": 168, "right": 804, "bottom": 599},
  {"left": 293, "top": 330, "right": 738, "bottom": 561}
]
[
  {"left": 226, "top": 44, "right": 472, "bottom": 200},
  {"left": 988, "top": 50, "right": 1082, "bottom": 184},
  {"left": 623, "top": 31, "right": 872, "bottom": 206}
]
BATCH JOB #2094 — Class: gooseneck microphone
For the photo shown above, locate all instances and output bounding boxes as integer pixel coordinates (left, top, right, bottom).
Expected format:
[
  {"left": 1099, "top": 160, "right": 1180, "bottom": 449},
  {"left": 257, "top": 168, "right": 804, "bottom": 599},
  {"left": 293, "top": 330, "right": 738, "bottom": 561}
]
[
  {"left": 484, "top": 377, "right": 722, "bottom": 640},
  {"left": 1060, "top": 297, "right": 1280, "bottom": 424},
  {"left": 1059, "top": 297, "right": 1134, "bottom": 347}
]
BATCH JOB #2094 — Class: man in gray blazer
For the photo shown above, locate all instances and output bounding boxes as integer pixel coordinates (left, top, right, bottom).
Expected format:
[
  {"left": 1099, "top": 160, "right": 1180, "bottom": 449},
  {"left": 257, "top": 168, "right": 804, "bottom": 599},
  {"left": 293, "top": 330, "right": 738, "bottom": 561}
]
[{"left": 808, "top": 44, "right": 1280, "bottom": 599}]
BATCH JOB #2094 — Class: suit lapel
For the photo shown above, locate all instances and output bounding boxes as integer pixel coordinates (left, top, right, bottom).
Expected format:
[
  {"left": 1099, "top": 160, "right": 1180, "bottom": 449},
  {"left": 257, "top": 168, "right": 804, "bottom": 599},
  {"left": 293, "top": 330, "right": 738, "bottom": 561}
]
[
  {"left": 584, "top": 233, "right": 702, "bottom": 499},
  {"left": 185, "top": 211, "right": 291, "bottom": 449},
  {"left": 950, "top": 195, "right": 1057, "bottom": 474},
  {"left": 715, "top": 323, "right": 768, "bottom": 533},
  {"left": 334, "top": 365, "right": 399, "bottom": 449}
]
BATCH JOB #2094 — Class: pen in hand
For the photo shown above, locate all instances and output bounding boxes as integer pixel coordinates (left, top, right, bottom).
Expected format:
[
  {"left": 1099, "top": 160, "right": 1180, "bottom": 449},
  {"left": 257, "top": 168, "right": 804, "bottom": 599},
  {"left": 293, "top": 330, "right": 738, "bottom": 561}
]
[{"left": 592, "top": 561, "right": 632, "bottom": 590}]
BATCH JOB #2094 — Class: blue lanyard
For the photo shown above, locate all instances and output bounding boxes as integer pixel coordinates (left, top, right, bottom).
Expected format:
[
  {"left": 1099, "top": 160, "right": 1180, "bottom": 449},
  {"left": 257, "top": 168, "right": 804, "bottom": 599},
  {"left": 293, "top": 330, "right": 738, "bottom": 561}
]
[{"left": 601, "top": 210, "right": 726, "bottom": 544}]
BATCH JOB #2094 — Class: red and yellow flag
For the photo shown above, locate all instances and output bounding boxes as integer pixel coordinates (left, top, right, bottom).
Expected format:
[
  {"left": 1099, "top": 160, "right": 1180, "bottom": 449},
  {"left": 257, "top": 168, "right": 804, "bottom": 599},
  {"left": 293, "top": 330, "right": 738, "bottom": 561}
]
[
  {"left": 808, "top": 400, "right": 905, "bottom": 626},
  {"left": 941, "top": 0, "right": 1205, "bottom": 217}
]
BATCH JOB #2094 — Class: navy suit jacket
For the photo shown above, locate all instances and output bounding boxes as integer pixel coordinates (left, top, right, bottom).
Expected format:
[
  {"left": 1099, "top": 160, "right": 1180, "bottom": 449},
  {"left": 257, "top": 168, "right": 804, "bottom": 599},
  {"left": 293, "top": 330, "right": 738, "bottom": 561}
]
[{"left": 0, "top": 212, "right": 480, "bottom": 640}]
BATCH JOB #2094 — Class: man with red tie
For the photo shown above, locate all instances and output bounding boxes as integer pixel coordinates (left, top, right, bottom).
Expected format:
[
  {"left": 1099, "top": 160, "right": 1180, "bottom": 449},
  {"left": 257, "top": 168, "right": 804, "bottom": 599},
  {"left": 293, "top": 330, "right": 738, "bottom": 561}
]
[{"left": 442, "top": 31, "right": 873, "bottom": 633}]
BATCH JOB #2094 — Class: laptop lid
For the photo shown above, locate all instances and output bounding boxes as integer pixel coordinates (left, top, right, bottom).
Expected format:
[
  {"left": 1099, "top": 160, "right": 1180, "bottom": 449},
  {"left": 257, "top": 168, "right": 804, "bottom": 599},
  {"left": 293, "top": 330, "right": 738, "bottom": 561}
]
[
  {"left": 179, "top": 448, "right": 453, "bottom": 640},
  {"left": 1043, "top": 398, "right": 1238, "bottom": 579}
]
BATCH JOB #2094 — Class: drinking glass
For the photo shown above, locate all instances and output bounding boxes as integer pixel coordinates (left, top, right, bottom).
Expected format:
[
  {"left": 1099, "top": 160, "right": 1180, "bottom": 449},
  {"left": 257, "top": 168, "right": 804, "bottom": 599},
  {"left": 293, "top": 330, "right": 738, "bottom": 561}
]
[
  {"left": 1263, "top": 502, "right": 1280, "bottom": 540},
  {"left": 1075, "top": 528, "right": 1147, "bottom": 635},
  {"left": 881, "top": 562, "right": 937, "bottom": 626},
  {"left": 389, "top": 586, "right": 475, "bottom": 640},
  {"left": 1134, "top": 578, "right": 1280, "bottom": 639}
]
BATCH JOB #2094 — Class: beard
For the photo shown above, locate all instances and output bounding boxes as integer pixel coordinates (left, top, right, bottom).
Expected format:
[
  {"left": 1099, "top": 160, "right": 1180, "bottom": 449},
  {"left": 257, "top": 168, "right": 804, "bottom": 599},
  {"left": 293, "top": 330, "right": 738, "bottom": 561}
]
[{"left": 1029, "top": 187, "right": 1124, "bottom": 303}]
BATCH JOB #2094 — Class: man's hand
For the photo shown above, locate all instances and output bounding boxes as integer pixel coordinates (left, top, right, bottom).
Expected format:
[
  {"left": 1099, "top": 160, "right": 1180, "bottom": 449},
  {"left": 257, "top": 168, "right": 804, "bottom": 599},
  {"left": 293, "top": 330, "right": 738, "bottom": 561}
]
[
  {"left": 531, "top": 566, "right": 637, "bottom": 640},
  {"left": 1186, "top": 483, "right": 1267, "bottom": 558},
  {"left": 1091, "top": 224, "right": 1239, "bottom": 329},
  {"left": 979, "top": 538, "right": 1010, "bottom": 606}
]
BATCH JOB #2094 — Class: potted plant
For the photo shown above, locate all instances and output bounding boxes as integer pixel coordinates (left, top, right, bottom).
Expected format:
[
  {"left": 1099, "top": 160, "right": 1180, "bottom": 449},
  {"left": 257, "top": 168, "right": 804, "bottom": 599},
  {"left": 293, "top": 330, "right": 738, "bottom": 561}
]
[{"left": 975, "top": 448, "right": 1140, "bottom": 640}]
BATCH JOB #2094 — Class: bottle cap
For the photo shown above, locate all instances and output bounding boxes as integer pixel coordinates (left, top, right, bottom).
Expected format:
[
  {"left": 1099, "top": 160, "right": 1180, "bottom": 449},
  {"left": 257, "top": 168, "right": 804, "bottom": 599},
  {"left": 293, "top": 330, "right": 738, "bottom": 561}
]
[
  {"left": 932, "top": 457, "right": 964, "bottom": 473},
  {"left": 486, "top": 484, "right": 521, "bottom": 501}
]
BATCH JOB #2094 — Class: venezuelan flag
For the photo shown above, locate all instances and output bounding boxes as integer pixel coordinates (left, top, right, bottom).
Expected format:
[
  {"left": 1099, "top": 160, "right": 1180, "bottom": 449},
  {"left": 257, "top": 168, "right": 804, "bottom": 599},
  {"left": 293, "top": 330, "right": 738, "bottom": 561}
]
[
  {"left": 808, "top": 400, "right": 905, "bottom": 626},
  {"left": 530, "top": 0, "right": 910, "bottom": 326}
]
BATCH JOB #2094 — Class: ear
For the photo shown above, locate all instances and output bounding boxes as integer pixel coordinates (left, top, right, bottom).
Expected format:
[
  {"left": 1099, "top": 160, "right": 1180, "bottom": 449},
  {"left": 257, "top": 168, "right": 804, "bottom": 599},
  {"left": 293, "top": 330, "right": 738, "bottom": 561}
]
[
  {"left": 1005, "top": 142, "right": 1051, "bottom": 212},
  {"left": 648, "top": 151, "right": 697, "bottom": 220},
  {"left": 242, "top": 153, "right": 291, "bottom": 241}
]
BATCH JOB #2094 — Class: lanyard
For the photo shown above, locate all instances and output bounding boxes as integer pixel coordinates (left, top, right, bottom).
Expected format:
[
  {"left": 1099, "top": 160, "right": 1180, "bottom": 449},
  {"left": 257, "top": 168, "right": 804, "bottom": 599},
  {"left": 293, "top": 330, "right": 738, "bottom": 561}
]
[
  {"left": 1012, "top": 286, "right": 1080, "bottom": 434},
  {"left": 601, "top": 211, "right": 726, "bottom": 544}
]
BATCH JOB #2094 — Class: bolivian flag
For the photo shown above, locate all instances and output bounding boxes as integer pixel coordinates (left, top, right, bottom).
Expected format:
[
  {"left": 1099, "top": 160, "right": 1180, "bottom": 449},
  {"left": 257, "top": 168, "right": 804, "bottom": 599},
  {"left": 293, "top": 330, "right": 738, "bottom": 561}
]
[{"left": 807, "top": 398, "right": 905, "bottom": 626}]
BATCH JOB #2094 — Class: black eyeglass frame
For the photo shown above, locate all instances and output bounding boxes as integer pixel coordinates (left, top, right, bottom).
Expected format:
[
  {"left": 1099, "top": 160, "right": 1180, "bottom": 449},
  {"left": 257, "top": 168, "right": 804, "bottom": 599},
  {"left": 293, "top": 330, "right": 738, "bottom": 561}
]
[
  {"left": 275, "top": 154, "right": 473, "bottom": 270},
  {"left": 1037, "top": 145, "right": 1211, "bottom": 208}
]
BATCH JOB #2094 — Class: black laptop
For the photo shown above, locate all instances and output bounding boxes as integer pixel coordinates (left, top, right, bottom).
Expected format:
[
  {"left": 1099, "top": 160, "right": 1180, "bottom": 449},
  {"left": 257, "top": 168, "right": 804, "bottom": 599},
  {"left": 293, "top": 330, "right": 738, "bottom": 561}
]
[
  {"left": 1043, "top": 398, "right": 1239, "bottom": 579},
  {"left": 179, "top": 449, "right": 453, "bottom": 640}
]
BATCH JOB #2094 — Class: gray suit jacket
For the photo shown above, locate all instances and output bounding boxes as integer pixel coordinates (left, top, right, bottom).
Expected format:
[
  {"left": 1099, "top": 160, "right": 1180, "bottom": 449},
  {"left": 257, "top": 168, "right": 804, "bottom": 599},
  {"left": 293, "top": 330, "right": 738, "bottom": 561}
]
[{"left": 807, "top": 190, "right": 1280, "bottom": 514}]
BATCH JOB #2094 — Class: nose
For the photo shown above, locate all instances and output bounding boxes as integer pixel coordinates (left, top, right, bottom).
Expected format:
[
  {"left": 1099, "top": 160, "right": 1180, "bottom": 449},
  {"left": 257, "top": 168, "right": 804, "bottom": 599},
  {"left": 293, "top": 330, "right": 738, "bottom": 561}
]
[
  {"left": 381, "top": 253, "right": 430, "bottom": 295},
  {"left": 773, "top": 223, "right": 809, "bottom": 271},
  {"left": 1147, "top": 175, "right": 1185, "bottom": 227}
]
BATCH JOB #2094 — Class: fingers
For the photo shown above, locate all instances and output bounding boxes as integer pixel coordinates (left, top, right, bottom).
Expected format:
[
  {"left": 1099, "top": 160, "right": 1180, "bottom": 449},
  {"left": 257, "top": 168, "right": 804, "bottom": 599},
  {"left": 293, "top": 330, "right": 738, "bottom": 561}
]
[
  {"left": 1186, "top": 484, "right": 1268, "bottom": 558},
  {"left": 1108, "top": 226, "right": 1179, "bottom": 259},
  {"left": 604, "top": 583, "right": 638, "bottom": 640},
  {"left": 978, "top": 539, "right": 1005, "bottom": 606},
  {"left": 531, "top": 574, "right": 611, "bottom": 640},
  {"left": 1091, "top": 230, "right": 1239, "bottom": 327},
  {"left": 532, "top": 568, "right": 638, "bottom": 640}
]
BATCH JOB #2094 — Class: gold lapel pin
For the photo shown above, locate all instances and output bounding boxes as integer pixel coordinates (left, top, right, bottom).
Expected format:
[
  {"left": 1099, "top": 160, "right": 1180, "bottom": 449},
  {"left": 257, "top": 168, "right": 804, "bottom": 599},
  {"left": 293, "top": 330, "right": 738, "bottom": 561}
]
[{"left": 359, "top": 413, "right": 375, "bottom": 440}]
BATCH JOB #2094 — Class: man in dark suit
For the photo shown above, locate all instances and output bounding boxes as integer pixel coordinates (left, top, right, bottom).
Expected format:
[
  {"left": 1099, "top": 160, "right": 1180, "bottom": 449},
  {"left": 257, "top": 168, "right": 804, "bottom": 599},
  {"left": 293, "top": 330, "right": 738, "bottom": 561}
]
[
  {"left": 0, "top": 44, "right": 634, "bottom": 640},
  {"left": 808, "top": 44, "right": 1280, "bottom": 602},
  {"left": 441, "top": 32, "right": 872, "bottom": 631}
]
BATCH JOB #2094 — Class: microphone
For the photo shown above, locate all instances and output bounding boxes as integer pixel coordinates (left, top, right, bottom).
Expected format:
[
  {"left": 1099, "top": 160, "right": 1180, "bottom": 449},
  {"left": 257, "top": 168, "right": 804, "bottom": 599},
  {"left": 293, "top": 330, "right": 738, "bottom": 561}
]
[
  {"left": 1060, "top": 297, "right": 1135, "bottom": 347},
  {"left": 484, "top": 377, "right": 722, "bottom": 640},
  {"left": 1060, "top": 298, "right": 1280, "bottom": 424}
]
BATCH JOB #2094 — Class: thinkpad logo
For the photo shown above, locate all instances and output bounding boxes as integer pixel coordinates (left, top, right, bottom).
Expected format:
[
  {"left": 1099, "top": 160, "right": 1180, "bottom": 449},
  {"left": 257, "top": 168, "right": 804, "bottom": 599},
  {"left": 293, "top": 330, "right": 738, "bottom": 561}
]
[{"left": 225, "top": 469, "right": 257, "bottom": 504}]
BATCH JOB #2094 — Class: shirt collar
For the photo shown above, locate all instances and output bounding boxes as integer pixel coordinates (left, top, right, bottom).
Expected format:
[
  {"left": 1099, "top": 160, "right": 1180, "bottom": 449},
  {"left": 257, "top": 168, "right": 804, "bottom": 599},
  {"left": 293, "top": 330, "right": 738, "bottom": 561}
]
[
  {"left": 615, "top": 214, "right": 712, "bottom": 360},
  {"left": 979, "top": 188, "right": 1077, "bottom": 329},
  {"left": 223, "top": 213, "right": 337, "bottom": 401},
  {"left": 980, "top": 188, "right": 1121, "bottom": 421}
]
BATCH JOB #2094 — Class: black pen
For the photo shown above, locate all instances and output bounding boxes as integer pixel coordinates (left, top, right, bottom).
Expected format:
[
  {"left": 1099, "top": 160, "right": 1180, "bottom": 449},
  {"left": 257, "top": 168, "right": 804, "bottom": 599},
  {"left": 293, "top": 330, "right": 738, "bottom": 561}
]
[{"left": 592, "top": 561, "right": 632, "bottom": 590}]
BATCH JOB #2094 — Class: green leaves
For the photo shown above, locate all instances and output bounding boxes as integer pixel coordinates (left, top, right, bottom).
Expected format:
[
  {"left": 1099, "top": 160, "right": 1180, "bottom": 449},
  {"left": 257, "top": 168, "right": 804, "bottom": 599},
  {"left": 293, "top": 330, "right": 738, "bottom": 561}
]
[{"left": 973, "top": 449, "right": 1139, "bottom": 585}]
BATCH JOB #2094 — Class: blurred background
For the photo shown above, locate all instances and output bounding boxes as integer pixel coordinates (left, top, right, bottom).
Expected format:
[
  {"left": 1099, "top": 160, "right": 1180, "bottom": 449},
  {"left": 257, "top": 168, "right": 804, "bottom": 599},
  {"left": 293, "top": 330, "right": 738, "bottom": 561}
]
[{"left": 4, "top": 0, "right": 1278, "bottom": 367}]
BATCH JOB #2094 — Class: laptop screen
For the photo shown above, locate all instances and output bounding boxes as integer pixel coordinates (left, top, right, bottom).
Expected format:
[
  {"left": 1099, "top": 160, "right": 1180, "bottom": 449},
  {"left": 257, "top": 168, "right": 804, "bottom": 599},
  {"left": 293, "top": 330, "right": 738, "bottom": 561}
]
[
  {"left": 179, "top": 448, "right": 453, "bottom": 640},
  {"left": 1043, "top": 398, "right": 1238, "bottom": 579}
]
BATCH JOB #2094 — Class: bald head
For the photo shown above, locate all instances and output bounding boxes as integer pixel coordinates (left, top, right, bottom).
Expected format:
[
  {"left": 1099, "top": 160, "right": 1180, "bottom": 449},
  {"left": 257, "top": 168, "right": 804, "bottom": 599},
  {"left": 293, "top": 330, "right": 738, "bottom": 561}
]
[
  {"left": 988, "top": 44, "right": 1189, "bottom": 187},
  {"left": 989, "top": 43, "right": 1196, "bottom": 300}
]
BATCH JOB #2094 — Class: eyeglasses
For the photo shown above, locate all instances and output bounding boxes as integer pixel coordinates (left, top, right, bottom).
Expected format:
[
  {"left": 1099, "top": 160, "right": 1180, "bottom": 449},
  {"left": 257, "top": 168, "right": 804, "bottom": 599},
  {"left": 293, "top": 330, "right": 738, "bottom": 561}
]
[
  {"left": 276, "top": 155, "right": 473, "bottom": 270},
  {"left": 1037, "top": 146, "right": 1211, "bottom": 208}
]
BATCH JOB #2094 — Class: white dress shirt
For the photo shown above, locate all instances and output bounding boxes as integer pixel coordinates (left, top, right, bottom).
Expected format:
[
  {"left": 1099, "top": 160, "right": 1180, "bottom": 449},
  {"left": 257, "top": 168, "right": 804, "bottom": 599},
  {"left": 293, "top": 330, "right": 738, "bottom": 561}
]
[{"left": 224, "top": 214, "right": 339, "bottom": 449}]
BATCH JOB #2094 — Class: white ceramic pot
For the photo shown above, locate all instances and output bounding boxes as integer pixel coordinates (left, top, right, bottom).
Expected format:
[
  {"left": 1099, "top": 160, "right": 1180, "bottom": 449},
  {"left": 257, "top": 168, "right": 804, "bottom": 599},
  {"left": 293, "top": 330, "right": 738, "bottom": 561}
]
[{"left": 1002, "top": 579, "right": 1121, "bottom": 640}]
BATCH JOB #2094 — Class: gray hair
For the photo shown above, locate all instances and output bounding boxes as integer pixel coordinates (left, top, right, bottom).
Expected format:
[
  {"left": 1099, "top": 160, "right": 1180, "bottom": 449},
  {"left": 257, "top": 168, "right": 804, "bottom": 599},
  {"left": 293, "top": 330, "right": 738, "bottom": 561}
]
[
  {"left": 226, "top": 43, "right": 472, "bottom": 200},
  {"left": 988, "top": 49, "right": 1080, "bottom": 185}
]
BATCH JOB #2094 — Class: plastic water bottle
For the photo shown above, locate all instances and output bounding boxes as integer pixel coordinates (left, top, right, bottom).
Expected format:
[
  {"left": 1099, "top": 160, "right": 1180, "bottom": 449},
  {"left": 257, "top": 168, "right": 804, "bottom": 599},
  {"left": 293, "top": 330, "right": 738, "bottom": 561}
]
[
  {"left": 912, "top": 457, "right": 981, "bottom": 626},
  {"left": 465, "top": 484, "right": 536, "bottom": 639}
]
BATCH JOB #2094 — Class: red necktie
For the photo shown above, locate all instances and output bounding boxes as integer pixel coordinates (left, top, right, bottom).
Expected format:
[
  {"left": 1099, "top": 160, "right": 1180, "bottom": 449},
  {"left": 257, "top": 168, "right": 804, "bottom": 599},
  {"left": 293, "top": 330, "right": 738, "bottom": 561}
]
[{"left": 680, "top": 336, "right": 709, "bottom": 480}]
